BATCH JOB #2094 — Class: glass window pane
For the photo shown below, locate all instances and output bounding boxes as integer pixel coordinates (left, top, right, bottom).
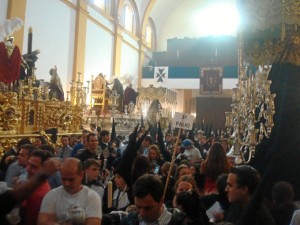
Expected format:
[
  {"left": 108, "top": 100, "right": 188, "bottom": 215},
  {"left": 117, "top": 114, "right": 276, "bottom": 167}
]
[{"left": 125, "top": 5, "right": 133, "bottom": 32}]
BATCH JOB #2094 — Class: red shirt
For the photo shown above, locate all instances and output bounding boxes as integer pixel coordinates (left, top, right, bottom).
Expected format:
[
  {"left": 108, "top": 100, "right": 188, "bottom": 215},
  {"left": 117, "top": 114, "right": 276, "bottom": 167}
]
[{"left": 21, "top": 180, "right": 51, "bottom": 225}]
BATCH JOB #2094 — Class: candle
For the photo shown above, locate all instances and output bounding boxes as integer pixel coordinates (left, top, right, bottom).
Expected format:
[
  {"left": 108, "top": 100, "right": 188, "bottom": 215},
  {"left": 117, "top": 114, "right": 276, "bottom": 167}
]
[
  {"left": 107, "top": 181, "right": 113, "bottom": 208},
  {"left": 28, "top": 27, "right": 32, "bottom": 54},
  {"left": 103, "top": 158, "right": 107, "bottom": 170}
]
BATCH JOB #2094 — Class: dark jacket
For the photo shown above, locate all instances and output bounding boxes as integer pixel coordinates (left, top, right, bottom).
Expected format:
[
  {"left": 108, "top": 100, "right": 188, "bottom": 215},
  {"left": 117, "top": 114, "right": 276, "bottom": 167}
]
[
  {"left": 120, "top": 208, "right": 186, "bottom": 225},
  {"left": 75, "top": 149, "right": 98, "bottom": 165},
  {"left": 226, "top": 202, "right": 276, "bottom": 225},
  {"left": 102, "top": 181, "right": 134, "bottom": 214}
]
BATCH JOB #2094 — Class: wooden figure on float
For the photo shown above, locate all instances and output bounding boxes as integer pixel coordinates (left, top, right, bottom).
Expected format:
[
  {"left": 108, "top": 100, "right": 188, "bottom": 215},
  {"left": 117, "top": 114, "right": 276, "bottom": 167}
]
[{"left": 0, "top": 18, "right": 23, "bottom": 86}]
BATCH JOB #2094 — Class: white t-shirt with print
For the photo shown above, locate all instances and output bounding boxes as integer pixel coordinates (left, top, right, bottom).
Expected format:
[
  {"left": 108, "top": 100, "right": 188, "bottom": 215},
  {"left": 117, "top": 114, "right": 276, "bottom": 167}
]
[{"left": 40, "top": 185, "right": 102, "bottom": 223}]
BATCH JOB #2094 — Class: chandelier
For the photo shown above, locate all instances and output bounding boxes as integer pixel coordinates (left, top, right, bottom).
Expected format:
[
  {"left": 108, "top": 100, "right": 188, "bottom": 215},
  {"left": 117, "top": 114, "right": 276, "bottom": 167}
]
[{"left": 225, "top": 65, "right": 276, "bottom": 164}]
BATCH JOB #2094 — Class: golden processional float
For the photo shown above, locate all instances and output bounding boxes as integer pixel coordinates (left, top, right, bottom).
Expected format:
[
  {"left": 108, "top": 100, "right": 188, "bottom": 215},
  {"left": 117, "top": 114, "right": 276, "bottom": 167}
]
[
  {"left": 83, "top": 74, "right": 177, "bottom": 135},
  {"left": 0, "top": 22, "right": 86, "bottom": 157},
  {"left": 0, "top": 67, "right": 87, "bottom": 157}
]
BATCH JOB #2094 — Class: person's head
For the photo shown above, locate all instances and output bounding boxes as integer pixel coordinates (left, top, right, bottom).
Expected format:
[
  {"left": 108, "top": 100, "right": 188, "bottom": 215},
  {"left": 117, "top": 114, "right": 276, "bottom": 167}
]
[
  {"left": 216, "top": 174, "right": 229, "bottom": 200},
  {"left": 142, "top": 136, "right": 152, "bottom": 148},
  {"left": 190, "top": 164, "right": 200, "bottom": 175},
  {"left": 69, "top": 134, "right": 78, "bottom": 147},
  {"left": 114, "top": 173, "right": 127, "bottom": 190},
  {"left": 86, "top": 133, "right": 99, "bottom": 152},
  {"left": 61, "top": 135, "right": 70, "bottom": 147},
  {"left": 175, "top": 164, "right": 192, "bottom": 181},
  {"left": 131, "top": 155, "right": 151, "bottom": 185},
  {"left": 181, "top": 139, "right": 193, "bottom": 150},
  {"left": 39, "top": 144, "right": 55, "bottom": 155},
  {"left": 81, "top": 129, "right": 90, "bottom": 145},
  {"left": 161, "top": 162, "right": 172, "bottom": 176},
  {"left": 176, "top": 189, "right": 201, "bottom": 221},
  {"left": 133, "top": 174, "right": 164, "bottom": 223},
  {"left": 16, "top": 138, "right": 31, "bottom": 151},
  {"left": 18, "top": 144, "right": 38, "bottom": 167},
  {"left": 175, "top": 175, "right": 197, "bottom": 193},
  {"left": 33, "top": 136, "right": 47, "bottom": 147},
  {"left": 60, "top": 158, "right": 84, "bottom": 194},
  {"left": 225, "top": 165, "right": 260, "bottom": 207},
  {"left": 84, "top": 159, "right": 100, "bottom": 182},
  {"left": 148, "top": 144, "right": 160, "bottom": 161},
  {"left": 271, "top": 181, "right": 294, "bottom": 205},
  {"left": 165, "top": 133, "right": 173, "bottom": 142},
  {"left": 221, "top": 139, "right": 229, "bottom": 153},
  {"left": 100, "top": 130, "right": 110, "bottom": 143},
  {"left": 26, "top": 150, "right": 52, "bottom": 178},
  {"left": 201, "top": 136, "right": 207, "bottom": 144}
]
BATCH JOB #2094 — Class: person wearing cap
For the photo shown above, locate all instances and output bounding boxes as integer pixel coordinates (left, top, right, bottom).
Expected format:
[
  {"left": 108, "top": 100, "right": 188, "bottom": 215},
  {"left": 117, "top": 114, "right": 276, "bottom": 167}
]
[{"left": 181, "top": 139, "right": 202, "bottom": 165}]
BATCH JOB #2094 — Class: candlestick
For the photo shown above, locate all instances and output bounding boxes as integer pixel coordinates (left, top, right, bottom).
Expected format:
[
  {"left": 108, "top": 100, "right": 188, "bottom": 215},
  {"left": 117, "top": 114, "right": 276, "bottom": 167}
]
[{"left": 107, "top": 181, "right": 113, "bottom": 208}]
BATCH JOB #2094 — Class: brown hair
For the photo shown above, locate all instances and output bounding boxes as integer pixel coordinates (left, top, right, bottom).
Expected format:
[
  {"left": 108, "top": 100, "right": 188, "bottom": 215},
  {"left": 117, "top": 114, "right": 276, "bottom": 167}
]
[
  {"left": 202, "top": 142, "right": 229, "bottom": 181},
  {"left": 175, "top": 175, "right": 197, "bottom": 193},
  {"left": 148, "top": 144, "right": 161, "bottom": 159}
]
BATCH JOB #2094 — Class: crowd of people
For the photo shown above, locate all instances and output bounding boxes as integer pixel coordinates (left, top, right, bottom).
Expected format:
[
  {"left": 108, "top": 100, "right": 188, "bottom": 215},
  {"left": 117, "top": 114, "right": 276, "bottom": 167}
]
[{"left": 0, "top": 124, "right": 299, "bottom": 225}]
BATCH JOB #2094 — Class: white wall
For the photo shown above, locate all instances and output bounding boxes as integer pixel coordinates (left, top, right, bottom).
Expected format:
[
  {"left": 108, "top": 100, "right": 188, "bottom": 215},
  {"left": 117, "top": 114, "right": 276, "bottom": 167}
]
[
  {"left": 142, "top": 78, "right": 237, "bottom": 90},
  {"left": 85, "top": 20, "right": 114, "bottom": 80},
  {"left": 24, "top": 0, "right": 76, "bottom": 96},
  {"left": 0, "top": 0, "right": 8, "bottom": 26},
  {"left": 120, "top": 42, "right": 139, "bottom": 79}
]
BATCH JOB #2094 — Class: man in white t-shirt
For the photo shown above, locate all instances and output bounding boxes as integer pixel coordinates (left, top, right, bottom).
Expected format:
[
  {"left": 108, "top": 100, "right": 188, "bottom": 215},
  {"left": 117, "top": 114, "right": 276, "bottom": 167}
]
[
  {"left": 181, "top": 139, "right": 202, "bottom": 164},
  {"left": 38, "top": 158, "right": 102, "bottom": 225}
]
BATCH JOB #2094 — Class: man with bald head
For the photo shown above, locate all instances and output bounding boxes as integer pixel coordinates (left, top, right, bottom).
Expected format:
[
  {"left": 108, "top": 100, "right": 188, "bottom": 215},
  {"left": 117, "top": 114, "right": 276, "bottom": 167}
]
[{"left": 38, "top": 158, "right": 102, "bottom": 225}]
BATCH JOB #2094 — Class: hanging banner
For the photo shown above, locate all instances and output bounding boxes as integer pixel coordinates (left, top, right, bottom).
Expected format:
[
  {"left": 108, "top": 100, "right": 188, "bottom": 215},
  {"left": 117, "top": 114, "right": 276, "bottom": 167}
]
[{"left": 200, "top": 67, "right": 223, "bottom": 94}]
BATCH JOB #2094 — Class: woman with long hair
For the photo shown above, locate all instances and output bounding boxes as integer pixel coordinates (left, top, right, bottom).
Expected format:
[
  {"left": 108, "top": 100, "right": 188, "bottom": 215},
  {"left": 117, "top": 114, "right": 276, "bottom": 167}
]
[{"left": 201, "top": 142, "right": 229, "bottom": 195}]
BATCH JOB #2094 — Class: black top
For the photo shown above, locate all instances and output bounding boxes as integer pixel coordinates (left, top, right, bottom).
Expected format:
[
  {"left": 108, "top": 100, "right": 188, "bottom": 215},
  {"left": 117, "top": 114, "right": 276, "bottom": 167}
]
[
  {"left": 225, "top": 202, "right": 275, "bottom": 225},
  {"left": 0, "top": 191, "right": 18, "bottom": 224},
  {"left": 75, "top": 149, "right": 98, "bottom": 166}
]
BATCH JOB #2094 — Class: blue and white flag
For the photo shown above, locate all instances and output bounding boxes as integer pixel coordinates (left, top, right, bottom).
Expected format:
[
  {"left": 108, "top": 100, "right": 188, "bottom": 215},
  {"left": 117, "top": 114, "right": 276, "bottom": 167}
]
[{"left": 154, "top": 66, "right": 168, "bottom": 87}]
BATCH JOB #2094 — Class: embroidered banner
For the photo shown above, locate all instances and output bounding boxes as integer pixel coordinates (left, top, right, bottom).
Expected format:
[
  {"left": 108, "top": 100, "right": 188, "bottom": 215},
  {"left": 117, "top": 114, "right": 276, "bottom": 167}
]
[{"left": 200, "top": 67, "right": 223, "bottom": 94}]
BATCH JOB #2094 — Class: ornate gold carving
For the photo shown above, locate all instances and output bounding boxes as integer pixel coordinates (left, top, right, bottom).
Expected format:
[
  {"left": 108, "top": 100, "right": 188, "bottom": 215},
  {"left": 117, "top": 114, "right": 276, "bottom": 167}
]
[
  {"left": 240, "top": 0, "right": 300, "bottom": 66},
  {"left": 0, "top": 92, "right": 20, "bottom": 133},
  {"left": 275, "top": 32, "right": 300, "bottom": 66},
  {"left": 0, "top": 71, "right": 87, "bottom": 157},
  {"left": 138, "top": 85, "right": 177, "bottom": 105}
]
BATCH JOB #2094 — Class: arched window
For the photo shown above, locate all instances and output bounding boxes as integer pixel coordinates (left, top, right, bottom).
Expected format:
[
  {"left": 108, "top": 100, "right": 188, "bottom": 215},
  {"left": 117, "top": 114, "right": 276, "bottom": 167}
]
[
  {"left": 124, "top": 4, "right": 134, "bottom": 33},
  {"left": 145, "top": 25, "right": 152, "bottom": 47},
  {"left": 145, "top": 18, "right": 156, "bottom": 50}
]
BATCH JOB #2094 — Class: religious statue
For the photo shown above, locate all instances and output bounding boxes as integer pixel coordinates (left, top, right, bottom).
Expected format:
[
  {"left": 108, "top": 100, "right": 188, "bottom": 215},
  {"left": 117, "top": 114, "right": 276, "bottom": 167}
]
[
  {"left": 123, "top": 83, "right": 138, "bottom": 112},
  {"left": 111, "top": 78, "right": 124, "bottom": 112},
  {"left": 48, "top": 66, "right": 64, "bottom": 101}
]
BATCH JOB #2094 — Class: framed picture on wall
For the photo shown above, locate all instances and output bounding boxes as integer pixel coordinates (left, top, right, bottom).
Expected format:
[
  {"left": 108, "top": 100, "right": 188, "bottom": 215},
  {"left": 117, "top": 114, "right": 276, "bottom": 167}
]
[{"left": 200, "top": 67, "right": 223, "bottom": 94}]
